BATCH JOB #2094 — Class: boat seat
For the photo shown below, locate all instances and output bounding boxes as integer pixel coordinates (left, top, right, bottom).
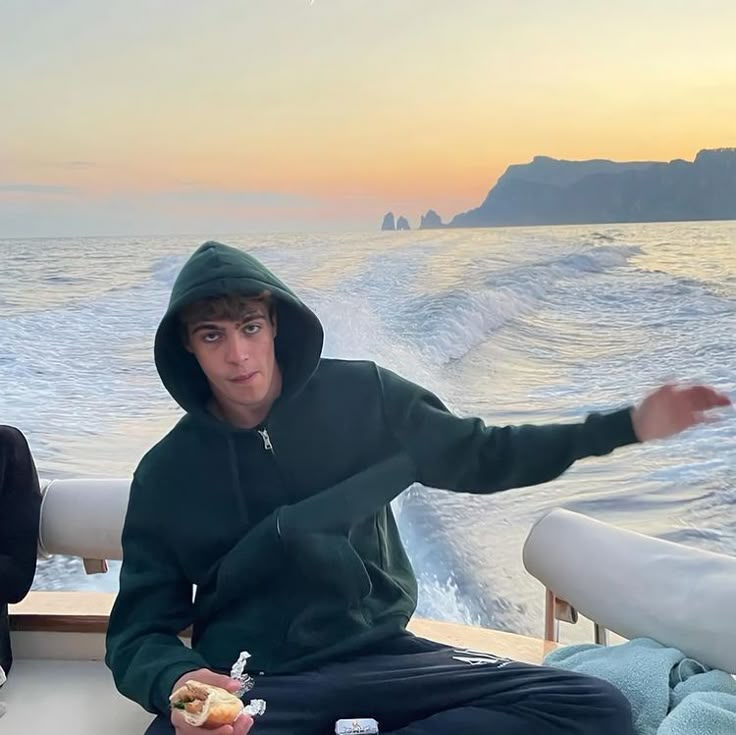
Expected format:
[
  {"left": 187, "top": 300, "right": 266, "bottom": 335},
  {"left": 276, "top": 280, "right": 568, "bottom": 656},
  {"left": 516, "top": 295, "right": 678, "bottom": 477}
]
[
  {"left": 38, "top": 478, "right": 130, "bottom": 574},
  {"left": 1, "top": 659, "right": 154, "bottom": 732},
  {"left": 523, "top": 507, "right": 736, "bottom": 674},
  {"left": 6, "top": 478, "right": 148, "bottom": 734}
]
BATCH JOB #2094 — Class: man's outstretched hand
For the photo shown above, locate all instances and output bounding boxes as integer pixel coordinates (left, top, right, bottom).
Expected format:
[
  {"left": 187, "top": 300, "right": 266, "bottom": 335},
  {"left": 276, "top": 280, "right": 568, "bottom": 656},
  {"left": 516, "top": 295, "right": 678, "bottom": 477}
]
[{"left": 631, "top": 384, "right": 732, "bottom": 442}]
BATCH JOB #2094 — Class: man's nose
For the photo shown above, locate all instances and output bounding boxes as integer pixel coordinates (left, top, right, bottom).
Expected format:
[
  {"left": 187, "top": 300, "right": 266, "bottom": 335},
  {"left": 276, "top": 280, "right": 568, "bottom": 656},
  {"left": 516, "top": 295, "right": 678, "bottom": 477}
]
[{"left": 225, "top": 334, "right": 249, "bottom": 364}]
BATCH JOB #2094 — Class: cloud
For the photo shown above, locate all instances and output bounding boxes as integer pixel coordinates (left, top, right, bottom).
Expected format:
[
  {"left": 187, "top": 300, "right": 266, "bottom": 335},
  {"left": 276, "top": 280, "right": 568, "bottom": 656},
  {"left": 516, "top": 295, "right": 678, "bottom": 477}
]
[{"left": 0, "top": 183, "right": 77, "bottom": 195}]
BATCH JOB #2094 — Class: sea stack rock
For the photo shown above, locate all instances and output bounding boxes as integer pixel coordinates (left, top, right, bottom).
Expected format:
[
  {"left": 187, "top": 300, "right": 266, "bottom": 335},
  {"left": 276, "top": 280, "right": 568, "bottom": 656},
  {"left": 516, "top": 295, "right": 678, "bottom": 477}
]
[
  {"left": 419, "top": 209, "right": 443, "bottom": 228},
  {"left": 381, "top": 212, "right": 396, "bottom": 230}
]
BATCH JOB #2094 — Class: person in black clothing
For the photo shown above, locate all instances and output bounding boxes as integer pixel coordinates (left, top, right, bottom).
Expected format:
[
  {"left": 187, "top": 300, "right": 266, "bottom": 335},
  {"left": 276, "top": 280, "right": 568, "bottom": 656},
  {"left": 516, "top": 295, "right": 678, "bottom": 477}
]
[{"left": 0, "top": 426, "right": 41, "bottom": 680}]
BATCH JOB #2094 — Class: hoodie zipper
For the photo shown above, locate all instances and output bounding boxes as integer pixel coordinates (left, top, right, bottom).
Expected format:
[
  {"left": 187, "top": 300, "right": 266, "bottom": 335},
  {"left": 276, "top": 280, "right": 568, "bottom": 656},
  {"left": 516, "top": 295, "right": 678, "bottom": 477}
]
[
  {"left": 257, "top": 427, "right": 275, "bottom": 454},
  {"left": 256, "top": 424, "right": 295, "bottom": 507}
]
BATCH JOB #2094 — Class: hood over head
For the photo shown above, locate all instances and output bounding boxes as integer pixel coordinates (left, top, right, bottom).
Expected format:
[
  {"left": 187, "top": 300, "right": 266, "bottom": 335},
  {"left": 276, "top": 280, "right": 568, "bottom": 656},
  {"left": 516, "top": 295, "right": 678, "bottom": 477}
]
[{"left": 154, "top": 241, "right": 324, "bottom": 418}]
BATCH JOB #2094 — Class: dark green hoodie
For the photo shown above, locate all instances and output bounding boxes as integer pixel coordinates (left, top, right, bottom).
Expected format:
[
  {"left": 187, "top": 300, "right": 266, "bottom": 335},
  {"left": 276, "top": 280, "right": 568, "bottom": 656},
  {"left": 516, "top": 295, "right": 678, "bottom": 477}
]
[{"left": 105, "top": 241, "right": 639, "bottom": 715}]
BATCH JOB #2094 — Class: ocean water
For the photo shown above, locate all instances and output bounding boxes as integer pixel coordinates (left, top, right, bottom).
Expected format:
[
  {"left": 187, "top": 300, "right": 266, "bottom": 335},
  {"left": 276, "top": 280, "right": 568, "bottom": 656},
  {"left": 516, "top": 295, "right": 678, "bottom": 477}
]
[{"left": 1, "top": 221, "right": 734, "bottom": 641}]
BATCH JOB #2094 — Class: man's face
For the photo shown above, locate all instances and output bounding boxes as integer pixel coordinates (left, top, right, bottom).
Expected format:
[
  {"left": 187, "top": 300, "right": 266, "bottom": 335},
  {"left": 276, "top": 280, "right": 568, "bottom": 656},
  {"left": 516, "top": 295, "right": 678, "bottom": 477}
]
[{"left": 185, "top": 300, "right": 279, "bottom": 424}]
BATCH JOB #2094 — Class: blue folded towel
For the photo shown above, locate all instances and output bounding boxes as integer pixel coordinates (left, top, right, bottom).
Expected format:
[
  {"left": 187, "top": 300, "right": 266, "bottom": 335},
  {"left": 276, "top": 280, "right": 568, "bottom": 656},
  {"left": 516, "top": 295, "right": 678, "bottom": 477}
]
[
  {"left": 545, "top": 638, "right": 736, "bottom": 735},
  {"left": 658, "top": 691, "right": 736, "bottom": 735}
]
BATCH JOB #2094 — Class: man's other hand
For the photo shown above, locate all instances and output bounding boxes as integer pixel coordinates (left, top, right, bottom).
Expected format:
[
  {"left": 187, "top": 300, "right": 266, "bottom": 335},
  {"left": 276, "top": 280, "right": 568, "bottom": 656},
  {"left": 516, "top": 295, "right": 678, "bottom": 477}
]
[{"left": 631, "top": 383, "right": 732, "bottom": 442}]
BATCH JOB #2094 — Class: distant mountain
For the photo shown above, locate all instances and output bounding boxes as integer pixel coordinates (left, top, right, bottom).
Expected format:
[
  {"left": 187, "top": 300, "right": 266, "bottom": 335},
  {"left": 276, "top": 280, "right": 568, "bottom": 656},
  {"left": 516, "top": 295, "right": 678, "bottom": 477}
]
[
  {"left": 449, "top": 149, "right": 736, "bottom": 227},
  {"left": 382, "top": 148, "right": 736, "bottom": 230}
]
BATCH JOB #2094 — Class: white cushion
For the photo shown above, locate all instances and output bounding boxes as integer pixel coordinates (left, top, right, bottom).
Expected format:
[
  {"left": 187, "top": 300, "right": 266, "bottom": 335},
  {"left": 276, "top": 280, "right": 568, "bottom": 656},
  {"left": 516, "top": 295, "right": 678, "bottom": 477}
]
[
  {"left": 1, "top": 660, "right": 153, "bottom": 734},
  {"left": 522, "top": 508, "right": 736, "bottom": 673},
  {"left": 38, "top": 479, "right": 131, "bottom": 561}
]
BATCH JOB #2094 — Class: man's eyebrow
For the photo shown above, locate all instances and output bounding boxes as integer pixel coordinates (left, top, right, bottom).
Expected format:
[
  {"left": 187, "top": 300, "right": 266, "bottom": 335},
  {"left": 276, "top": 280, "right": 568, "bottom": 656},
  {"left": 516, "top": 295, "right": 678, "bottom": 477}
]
[
  {"left": 237, "top": 311, "right": 267, "bottom": 324},
  {"left": 189, "top": 312, "right": 266, "bottom": 334},
  {"left": 190, "top": 322, "right": 224, "bottom": 335},
  {"left": 240, "top": 311, "right": 266, "bottom": 323}
]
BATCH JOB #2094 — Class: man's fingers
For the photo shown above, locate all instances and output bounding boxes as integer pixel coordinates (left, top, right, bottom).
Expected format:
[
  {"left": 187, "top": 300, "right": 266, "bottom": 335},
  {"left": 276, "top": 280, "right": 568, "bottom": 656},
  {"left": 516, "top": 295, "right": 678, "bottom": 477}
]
[
  {"left": 677, "top": 385, "right": 732, "bottom": 409},
  {"left": 172, "top": 710, "right": 235, "bottom": 735},
  {"left": 697, "top": 386, "right": 732, "bottom": 407},
  {"left": 233, "top": 714, "right": 255, "bottom": 734},
  {"left": 172, "top": 668, "right": 243, "bottom": 697},
  {"left": 713, "top": 392, "right": 733, "bottom": 407},
  {"left": 197, "top": 671, "right": 243, "bottom": 692},
  {"left": 216, "top": 676, "right": 245, "bottom": 693}
]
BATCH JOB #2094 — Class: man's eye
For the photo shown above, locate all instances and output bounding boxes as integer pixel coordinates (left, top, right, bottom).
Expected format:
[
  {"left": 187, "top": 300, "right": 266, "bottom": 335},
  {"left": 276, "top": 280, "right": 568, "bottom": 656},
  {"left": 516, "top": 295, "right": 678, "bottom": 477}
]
[
  {"left": 243, "top": 323, "right": 261, "bottom": 334},
  {"left": 202, "top": 332, "right": 220, "bottom": 343}
]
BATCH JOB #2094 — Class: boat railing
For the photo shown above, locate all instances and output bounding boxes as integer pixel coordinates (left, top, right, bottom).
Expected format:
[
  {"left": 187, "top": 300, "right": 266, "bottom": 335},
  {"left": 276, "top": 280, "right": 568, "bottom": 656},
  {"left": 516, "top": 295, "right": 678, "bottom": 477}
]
[{"left": 523, "top": 507, "right": 736, "bottom": 674}]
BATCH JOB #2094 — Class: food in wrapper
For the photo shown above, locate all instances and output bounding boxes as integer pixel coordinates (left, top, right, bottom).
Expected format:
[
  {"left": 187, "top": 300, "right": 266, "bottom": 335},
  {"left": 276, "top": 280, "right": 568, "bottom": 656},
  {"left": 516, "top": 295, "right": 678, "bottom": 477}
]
[
  {"left": 170, "top": 650, "right": 267, "bottom": 727},
  {"left": 335, "top": 717, "right": 379, "bottom": 734},
  {"left": 170, "top": 680, "right": 244, "bottom": 728}
]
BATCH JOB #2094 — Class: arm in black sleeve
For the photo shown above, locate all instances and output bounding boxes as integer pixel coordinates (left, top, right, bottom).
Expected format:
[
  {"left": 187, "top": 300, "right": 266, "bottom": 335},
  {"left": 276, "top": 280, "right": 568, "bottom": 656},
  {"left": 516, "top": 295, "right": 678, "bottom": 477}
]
[{"left": 376, "top": 366, "right": 639, "bottom": 494}]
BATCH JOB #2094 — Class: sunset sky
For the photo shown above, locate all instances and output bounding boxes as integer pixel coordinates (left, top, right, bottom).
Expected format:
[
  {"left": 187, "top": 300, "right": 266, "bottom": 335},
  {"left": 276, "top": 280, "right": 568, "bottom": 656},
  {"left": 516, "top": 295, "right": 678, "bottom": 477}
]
[{"left": 2, "top": 0, "right": 736, "bottom": 236}]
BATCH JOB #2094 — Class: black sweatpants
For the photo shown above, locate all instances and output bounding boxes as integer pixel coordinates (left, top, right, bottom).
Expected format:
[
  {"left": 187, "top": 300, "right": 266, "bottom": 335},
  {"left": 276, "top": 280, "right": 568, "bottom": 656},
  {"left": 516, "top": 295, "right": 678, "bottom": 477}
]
[{"left": 145, "top": 633, "right": 633, "bottom": 734}]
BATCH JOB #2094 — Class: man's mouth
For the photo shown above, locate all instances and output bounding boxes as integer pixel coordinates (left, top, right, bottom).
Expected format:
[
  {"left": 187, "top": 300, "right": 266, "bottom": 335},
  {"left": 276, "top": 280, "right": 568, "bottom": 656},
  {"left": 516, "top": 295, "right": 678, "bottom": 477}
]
[{"left": 230, "top": 371, "right": 258, "bottom": 384}]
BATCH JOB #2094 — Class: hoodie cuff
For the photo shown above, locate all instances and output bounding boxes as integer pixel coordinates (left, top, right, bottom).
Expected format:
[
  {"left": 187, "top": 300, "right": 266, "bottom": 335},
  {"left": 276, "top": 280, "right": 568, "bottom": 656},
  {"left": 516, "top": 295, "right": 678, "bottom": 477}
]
[{"left": 585, "top": 407, "right": 640, "bottom": 456}]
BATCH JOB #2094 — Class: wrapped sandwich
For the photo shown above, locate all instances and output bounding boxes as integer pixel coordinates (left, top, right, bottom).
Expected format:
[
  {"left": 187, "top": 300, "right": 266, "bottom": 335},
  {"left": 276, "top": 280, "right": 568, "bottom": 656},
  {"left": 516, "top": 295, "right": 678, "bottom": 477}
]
[{"left": 170, "top": 680, "right": 244, "bottom": 728}]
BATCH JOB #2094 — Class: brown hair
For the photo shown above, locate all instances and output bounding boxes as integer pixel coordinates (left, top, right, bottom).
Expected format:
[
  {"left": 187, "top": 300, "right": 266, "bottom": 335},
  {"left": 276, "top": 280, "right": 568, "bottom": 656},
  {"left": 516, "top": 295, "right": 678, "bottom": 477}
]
[{"left": 178, "top": 291, "right": 275, "bottom": 341}]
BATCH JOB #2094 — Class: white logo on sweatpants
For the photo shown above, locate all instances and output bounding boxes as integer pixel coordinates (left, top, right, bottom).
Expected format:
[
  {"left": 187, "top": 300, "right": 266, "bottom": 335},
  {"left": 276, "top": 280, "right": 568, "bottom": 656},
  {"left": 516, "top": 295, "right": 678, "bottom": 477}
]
[{"left": 451, "top": 648, "right": 513, "bottom": 667}]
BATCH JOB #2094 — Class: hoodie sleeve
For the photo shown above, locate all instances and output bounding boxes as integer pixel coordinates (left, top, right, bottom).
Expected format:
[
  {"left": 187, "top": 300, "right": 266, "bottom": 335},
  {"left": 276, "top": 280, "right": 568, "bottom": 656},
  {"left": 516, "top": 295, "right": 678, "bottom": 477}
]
[
  {"left": 377, "top": 366, "right": 639, "bottom": 494},
  {"left": 0, "top": 426, "right": 41, "bottom": 605},
  {"left": 105, "top": 474, "right": 209, "bottom": 716}
]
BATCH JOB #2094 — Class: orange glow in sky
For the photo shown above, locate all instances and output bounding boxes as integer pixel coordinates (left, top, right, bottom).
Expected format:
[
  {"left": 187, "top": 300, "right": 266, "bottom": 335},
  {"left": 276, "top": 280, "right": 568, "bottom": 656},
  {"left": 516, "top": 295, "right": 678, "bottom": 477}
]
[{"left": 2, "top": 1, "right": 736, "bottom": 235}]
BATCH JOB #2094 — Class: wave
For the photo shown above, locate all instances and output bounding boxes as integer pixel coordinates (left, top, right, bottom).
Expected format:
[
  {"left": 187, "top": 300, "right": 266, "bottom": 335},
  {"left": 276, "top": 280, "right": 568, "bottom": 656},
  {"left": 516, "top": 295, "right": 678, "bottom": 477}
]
[
  {"left": 393, "top": 488, "right": 532, "bottom": 633},
  {"left": 388, "top": 244, "right": 641, "bottom": 365},
  {"left": 150, "top": 253, "right": 187, "bottom": 285},
  {"left": 143, "top": 242, "right": 643, "bottom": 374}
]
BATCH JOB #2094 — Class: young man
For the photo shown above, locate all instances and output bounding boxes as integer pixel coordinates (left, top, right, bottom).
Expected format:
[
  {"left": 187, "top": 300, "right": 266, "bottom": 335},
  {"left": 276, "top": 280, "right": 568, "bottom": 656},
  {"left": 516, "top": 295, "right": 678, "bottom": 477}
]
[
  {"left": 0, "top": 425, "right": 41, "bottom": 680},
  {"left": 106, "top": 241, "right": 731, "bottom": 735}
]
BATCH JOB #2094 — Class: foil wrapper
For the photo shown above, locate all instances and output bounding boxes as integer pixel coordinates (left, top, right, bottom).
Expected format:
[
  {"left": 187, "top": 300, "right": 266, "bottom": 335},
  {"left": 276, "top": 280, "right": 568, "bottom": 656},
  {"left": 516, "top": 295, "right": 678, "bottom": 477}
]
[
  {"left": 335, "top": 718, "right": 379, "bottom": 734},
  {"left": 230, "top": 651, "right": 267, "bottom": 718},
  {"left": 230, "top": 651, "right": 255, "bottom": 697},
  {"left": 244, "top": 698, "right": 267, "bottom": 717}
]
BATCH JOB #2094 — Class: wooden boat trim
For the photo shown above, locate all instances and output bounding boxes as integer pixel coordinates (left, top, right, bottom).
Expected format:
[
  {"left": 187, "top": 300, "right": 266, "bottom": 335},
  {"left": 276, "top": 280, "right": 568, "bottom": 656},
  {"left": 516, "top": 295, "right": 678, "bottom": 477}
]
[
  {"left": 10, "top": 591, "right": 557, "bottom": 665},
  {"left": 10, "top": 591, "right": 113, "bottom": 633}
]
